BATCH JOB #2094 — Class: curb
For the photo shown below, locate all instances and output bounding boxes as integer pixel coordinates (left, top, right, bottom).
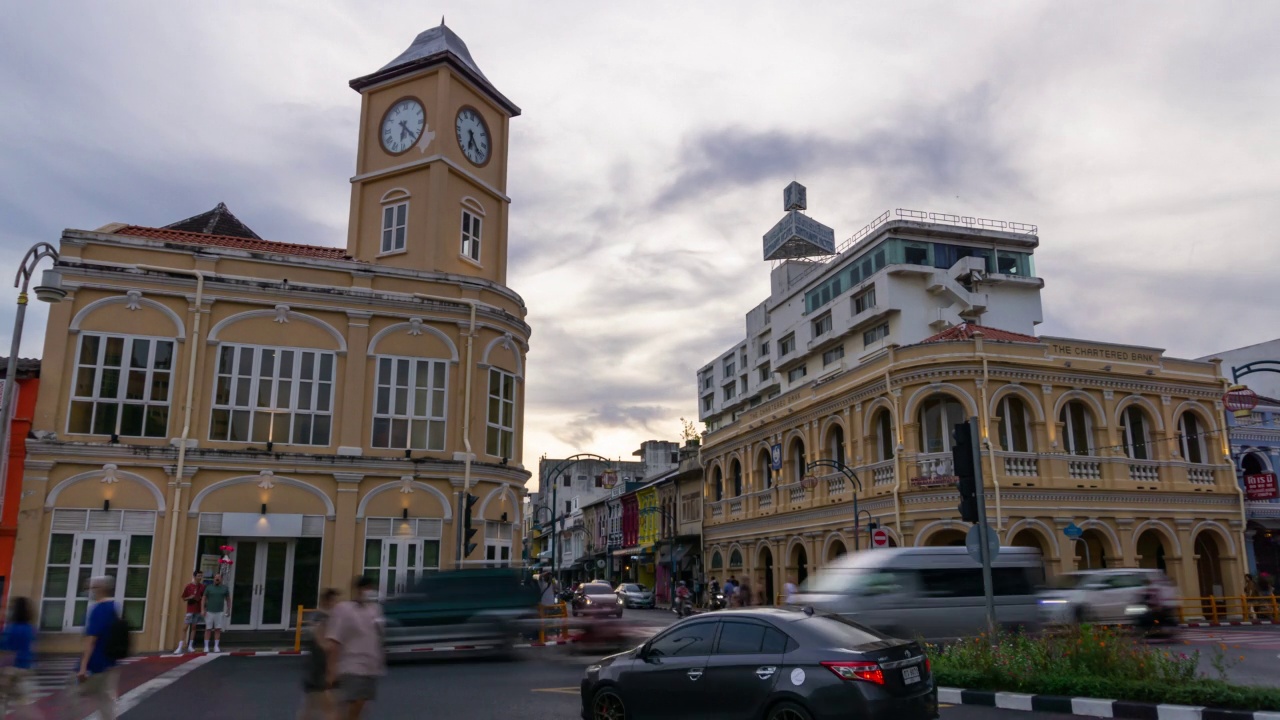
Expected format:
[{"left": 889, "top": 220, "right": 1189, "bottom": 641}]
[
  {"left": 1182, "top": 620, "right": 1274, "bottom": 629},
  {"left": 176, "top": 639, "right": 580, "bottom": 657},
  {"left": 938, "top": 687, "right": 1280, "bottom": 720}
]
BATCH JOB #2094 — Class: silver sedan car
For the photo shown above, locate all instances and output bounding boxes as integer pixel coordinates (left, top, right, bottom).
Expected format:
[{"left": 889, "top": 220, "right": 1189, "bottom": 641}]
[{"left": 615, "top": 583, "right": 655, "bottom": 609}]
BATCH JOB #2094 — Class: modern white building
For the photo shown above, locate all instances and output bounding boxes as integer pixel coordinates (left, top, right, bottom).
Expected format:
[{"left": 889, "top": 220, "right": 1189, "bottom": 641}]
[{"left": 698, "top": 187, "right": 1043, "bottom": 431}]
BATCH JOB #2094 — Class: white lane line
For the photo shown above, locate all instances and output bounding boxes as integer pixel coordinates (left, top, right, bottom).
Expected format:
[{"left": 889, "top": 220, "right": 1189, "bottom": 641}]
[{"left": 87, "top": 654, "right": 220, "bottom": 719}]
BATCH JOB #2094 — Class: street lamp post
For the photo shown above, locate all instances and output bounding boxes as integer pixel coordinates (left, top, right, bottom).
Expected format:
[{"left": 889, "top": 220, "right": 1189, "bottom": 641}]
[
  {"left": 0, "top": 243, "right": 64, "bottom": 496},
  {"left": 540, "top": 453, "right": 613, "bottom": 582},
  {"left": 804, "top": 459, "right": 865, "bottom": 548}
]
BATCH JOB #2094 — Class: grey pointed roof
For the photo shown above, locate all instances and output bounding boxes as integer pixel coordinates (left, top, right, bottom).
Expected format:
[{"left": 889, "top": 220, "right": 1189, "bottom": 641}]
[
  {"left": 164, "top": 202, "right": 261, "bottom": 240},
  {"left": 350, "top": 23, "right": 520, "bottom": 116},
  {"left": 380, "top": 24, "right": 489, "bottom": 83}
]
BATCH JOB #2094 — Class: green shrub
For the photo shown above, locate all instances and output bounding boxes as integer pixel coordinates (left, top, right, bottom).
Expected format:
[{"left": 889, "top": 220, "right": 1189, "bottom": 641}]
[{"left": 927, "top": 625, "right": 1280, "bottom": 712}]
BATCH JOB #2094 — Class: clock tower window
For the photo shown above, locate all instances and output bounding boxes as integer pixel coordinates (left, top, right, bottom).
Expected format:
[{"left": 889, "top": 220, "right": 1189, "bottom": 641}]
[
  {"left": 461, "top": 209, "right": 482, "bottom": 264},
  {"left": 381, "top": 201, "right": 408, "bottom": 254}
]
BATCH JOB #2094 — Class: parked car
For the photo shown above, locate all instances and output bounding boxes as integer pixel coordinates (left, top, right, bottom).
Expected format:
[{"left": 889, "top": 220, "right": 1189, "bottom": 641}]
[
  {"left": 616, "top": 583, "right": 655, "bottom": 609},
  {"left": 573, "top": 582, "right": 625, "bottom": 618},
  {"left": 581, "top": 608, "right": 938, "bottom": 720},
  {"left": 381, "top": 568, "right": 539, "bottom": 657},
  {"left": 790, "top": 546, "right": 1045, "bottom": 641},
  {"left": 1038, "top": 569, "right": 1178, "bottom": 626}
]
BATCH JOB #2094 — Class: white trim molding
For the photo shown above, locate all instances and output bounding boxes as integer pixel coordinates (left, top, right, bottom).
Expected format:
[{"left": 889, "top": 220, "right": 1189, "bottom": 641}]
[
  {"left": 207, "top": 308, "right": 348, "bottom": 354},
  {"left": 188, "top": 474, "right": 336, "bottom": 520},
  {"left": 70, "top": 294, "right": 186, "bottom": 341},
  {"left": 46, "top": 467, "right": 167, "bottom": 515}
]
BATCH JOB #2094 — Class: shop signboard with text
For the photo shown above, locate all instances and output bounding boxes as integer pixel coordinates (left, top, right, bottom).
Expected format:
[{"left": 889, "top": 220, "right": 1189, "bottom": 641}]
[{"left": 1245, "top": 472, "right": 1278, "bottom": 500}]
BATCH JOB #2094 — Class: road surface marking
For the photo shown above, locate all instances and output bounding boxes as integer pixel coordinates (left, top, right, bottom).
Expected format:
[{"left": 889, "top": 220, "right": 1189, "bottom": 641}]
[
  {"left": 533, "top": 687, "right": 579, "bottom": 695},
  {"left": 79, "top": 654, "right": 220, "bottom": 720}
]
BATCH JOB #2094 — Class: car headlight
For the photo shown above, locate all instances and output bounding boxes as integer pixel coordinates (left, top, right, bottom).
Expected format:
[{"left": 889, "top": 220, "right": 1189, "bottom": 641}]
[
  {"left": 1039, "top": 599, "right": 1068, "bottom": 605},
  {"left": 584, "top": 598, "right": 592, "bottom": 605},
  {"left": 1125, "top": 605, "right": 1148, "bottom": 616},
  {"left": 617, "top": 596, "right": 624, "bottom": 604}
]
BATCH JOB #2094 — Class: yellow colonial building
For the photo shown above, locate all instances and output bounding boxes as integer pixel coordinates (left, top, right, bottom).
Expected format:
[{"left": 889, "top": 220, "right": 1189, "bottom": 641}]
[
  {"left": 696, "top": 197, "right": 1246, "bottom": 612},
  {"left": 12, "top": 23, "right": 530, "bottom": 652}
]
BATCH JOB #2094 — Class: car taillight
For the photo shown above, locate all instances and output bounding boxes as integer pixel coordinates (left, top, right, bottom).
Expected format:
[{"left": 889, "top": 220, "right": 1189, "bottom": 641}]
[
  {"left": 821, "top": 661, "right": 884, "bottom": 685},
  {"left": 924, "top": 657, "right": 931, "bottom": 674}
]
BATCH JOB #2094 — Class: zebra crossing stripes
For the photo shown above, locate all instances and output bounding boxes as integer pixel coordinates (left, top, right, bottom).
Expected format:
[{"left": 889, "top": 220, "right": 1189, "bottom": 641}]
[{"left": 1174, "top": 628, "right": 1280, "bottom": 648}]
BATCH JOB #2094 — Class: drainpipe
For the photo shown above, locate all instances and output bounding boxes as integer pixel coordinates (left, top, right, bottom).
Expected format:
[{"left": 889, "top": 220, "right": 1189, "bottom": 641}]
[
  {"left": 1219, "top": 374, "right": 1249, "bottom": 568},
  {"left": 978, "top": 346, "right": 1003, "bottom": 530},
  {"left": 886, "top": 345, "right": 903, "bottom": 537},
  {"left": 137, "top": 265, "right": 206, "bottom": 652},
  {"left": 415, "top": 294, "right": 487, "bottom": 567}
]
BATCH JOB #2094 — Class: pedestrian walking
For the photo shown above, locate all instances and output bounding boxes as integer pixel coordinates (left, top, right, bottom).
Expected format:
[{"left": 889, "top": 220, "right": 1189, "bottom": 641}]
[
  {"left": 538, "top": 573, "right": 561, "bottom": 607},
  {"left": 296, "top": 588, "right": 339, "bottom": 720},
  {"left": 73, "top": 576, "right": 123, "bottom": 720},
  {"left": 175, "top": 570, "right": 205, "bottom": 654},
  {"left": 0, "top": 597, "right": 38, "bottom": 719},
  {"left": 737, "top": 580, "right": 752, "bottom": 607},
  {"left": 201, "top": 573, "right": 231, "bottom": 653},
  {"left": 783, "top": 576, "right": 798, "bottom": 605},
  {"left": 326, "top": 576, "right": 386, "bottom": 720}
]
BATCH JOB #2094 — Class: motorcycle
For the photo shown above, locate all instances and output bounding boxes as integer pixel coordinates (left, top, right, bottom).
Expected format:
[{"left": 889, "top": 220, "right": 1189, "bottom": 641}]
[
  {"left": 709, "top": 592, "right": 726, "bottom": 611},
  {"left": 672, "top": 596, "right": 693, "bottom": 618}
]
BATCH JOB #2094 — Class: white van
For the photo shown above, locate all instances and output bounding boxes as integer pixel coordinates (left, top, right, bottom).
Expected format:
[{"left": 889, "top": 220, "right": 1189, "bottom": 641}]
[{"left": 790, "top": 546, "right": 1045, "bottom": 641}]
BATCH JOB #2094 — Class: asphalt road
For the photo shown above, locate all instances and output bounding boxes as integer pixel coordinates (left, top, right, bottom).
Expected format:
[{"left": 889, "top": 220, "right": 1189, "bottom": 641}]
[
  {"left": 1168, "top": 625, "right": 1280, "bottom": 687},
  {"left": 117, "top": 651, "right": 1079, "bottom": 720}
]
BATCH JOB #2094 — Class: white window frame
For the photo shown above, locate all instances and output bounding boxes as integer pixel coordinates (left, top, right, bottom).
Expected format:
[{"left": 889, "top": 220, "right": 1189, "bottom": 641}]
[
  {"left": 68, "top": 333, "right": 175, "bottom": 438},
  {"left": 1120, "top": 405, "right": 1152, "bottom": 460},
  {"left": 779, "top": 334, "right": 796, "bottom": 356},
  {"left": 875, "top": 409, "right": 895, "bottom": 461},
  {"left": 1060, "top": 401, "right": 1094, "bottom": 456},
  {"left": 787, "top": 365, "right": 807, "bottom": 383},
  {"left": 812, "top": 312, "right": 832, "bottom": 337},
  {"left": 723, "top": 382, "right": 736, "bottom": 401},
  {"left": 485, "top": 521, "right": 513, "bottom": 567},
  {"left": 460, "top": 208, "right": 482, "bottom": 263},
  {"left": 381, "top": 201, "right": 409, "bottom": 254},
  {"left": 996, "top": 395, "right": 1032, "bottom": 453},
  {"left": 854, "top": 287, "right": 877, "bottom": 315},
  {"left": 209, "top": 343, "right": 336, "bottom": 447},
  {"left": 863, "top": 322, "right": 890, "bottom": 347},
  {"left": 362, "top": 517, "right": 443, "bottom": 600},
  {"left": 822, "top": 346, "right": 844, "bottom": 367},
  {"left": 1179, "top": 413, "right": 1207, "bottom": 464},
  {"left": 40, "top": 509, "right": 156, "bottom": 633},
  {"left": 371, "top": 356, "right": 449, "bottom": 451},
  {"left": 485, "top": 368, "right": 517, "bottom": 459},
  {"left": 919, "top": 396, "right": 966, "bottom": 453}
]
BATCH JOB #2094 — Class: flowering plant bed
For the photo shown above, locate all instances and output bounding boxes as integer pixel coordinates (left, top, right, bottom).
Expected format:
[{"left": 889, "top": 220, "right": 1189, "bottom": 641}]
[{"left": 928, "top": 625, "right": 1280, "bottom": 711}]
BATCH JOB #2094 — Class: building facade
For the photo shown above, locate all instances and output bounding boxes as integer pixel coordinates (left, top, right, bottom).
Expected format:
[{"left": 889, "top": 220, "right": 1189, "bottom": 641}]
[
  {"left": 12, "top": 23, "right": 531, "bottom": 652},
  {"left": 0, "top": 358, "right": 40, "bottom": 605},
  {"left": 697, "top": 193, "right": 1247, "bottom": 613}
]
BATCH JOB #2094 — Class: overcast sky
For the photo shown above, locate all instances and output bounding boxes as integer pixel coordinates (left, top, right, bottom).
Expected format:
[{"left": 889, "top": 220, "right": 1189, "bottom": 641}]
[{"left": 2, "top": 2, "right": 1278, "bottom": 472}]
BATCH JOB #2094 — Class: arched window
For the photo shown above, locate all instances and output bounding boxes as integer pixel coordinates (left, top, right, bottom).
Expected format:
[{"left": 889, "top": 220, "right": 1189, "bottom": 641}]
[
  {"left": 1120, "top": 405, "right": 1152, "bottom": 460},
  {"left": 1242, "top": 451, "right": 1269, "bottom": 476},
  {"left": 874, "top": 409, "right": 895, "bottom": 461},
  {"left": 827, "top": 423, "right": 846, "bottom": 466},
  {"left": 729, "top": 549, "right": 743, "bottom": 568},
  {"left": 996, "top": 395, "right": 1032, "bottom": 453},
  {"left": 710, "top": 552, "right": 723, "bottom": 570},
  {"left": 731, "top": 459, "right": 743, "bottom": 497},
  {"left": 1178, "top": 413, "right": 1207, "bottom": 464},
  {"left": 757, "top": 448, "right": 773, "bottom": 490},
  {"left": 1059, "top": 400, "right": 1094, "bottom": 456},
  {"left": 712, "top": 466, "right": 723, "bottom": 501},
  {"left": 919, "top": 395, "right": 965, "bottom": 453},
  {"left": 790, "top": 438, "right": 806, "bottom": 484}
]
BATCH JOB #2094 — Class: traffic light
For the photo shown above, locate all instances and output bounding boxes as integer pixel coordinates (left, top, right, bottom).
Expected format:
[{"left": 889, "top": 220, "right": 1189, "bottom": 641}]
[
  {"left": 463, "top": 493, "right": 480, "bottom": 557},
  {"left": 953, "top": 421, "right": 979, "bottom": 524}
]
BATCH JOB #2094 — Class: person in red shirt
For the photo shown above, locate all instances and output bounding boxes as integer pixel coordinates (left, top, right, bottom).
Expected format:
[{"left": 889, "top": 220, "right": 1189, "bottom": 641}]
[{"left": 175, "top": 570, "right": 205, "bottom": 655}]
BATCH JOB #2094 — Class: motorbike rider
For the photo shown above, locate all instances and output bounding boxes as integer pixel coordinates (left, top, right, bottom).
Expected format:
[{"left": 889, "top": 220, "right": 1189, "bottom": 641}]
[{"left": 674, "top": 581, "right": 691, "bottom": 617}]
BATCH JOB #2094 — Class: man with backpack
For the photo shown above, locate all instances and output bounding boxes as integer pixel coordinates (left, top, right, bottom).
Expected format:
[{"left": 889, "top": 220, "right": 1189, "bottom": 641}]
[{"left": 74, "top": 575, "right": 125, "bottom": 720}]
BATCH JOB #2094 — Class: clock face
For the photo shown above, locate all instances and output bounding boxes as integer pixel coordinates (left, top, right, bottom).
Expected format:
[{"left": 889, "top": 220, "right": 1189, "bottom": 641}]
[
  {"left": 380, "top": 98, "right": 425, "bottom": 155},
  {"left": 455, "top": 107, "right": 491, "bottom": 166}
]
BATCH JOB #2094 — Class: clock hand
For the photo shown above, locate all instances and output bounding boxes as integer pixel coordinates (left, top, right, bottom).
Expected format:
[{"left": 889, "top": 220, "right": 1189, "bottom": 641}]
[{"left": 400, "top": 121, "right": 411, "bottom": 140}]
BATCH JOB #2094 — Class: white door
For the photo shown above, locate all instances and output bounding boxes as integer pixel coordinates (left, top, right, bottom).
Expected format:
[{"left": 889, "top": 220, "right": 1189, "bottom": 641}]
[
  {"left": 227, "top": 539, "right": 295, "bottom": 630},
  {"left": 49, "top": 534, "right": 129, "bottom": 631},
  {"left": 362, "top": 538, "right": 429, "bottom": 600}
]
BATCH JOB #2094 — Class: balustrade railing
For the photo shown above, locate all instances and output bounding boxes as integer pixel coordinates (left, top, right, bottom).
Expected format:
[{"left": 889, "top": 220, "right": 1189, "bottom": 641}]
[
  {"left": 1187, "top": 466, "right": 1215, "bottom": 485},
  {"left": 1068, "top": 458, "right": 1103, "bottom": 480},
  {"left": 1001, "top": 454, "right": 1039, "bottom": 477},
  {"left": 1127, "top": 460, "right": 1161, "bottom": 482}
]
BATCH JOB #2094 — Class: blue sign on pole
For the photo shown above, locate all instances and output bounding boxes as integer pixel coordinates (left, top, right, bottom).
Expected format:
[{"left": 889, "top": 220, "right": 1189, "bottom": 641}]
[
  {"left": 1063, "top": 523, "right": 1083, "bottom": 539},
  {"left": 770, "top": 444, "right": 783, "bottom": 470}
]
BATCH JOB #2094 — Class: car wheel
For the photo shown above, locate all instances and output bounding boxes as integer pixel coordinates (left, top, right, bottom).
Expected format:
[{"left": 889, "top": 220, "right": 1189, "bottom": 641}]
[
  {"left": 767, "top": 700, "right": 813, "bottom": 720},
  {"left": 591, "top": 687, "right": 627, "bottom": 720}
]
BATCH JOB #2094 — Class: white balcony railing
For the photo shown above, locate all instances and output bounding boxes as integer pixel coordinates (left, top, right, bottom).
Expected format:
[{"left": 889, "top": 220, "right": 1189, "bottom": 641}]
[
  {"left": 1001, "top": 453, "right": 1039, "bottom": 477},
  {"left": 788, "top": 484, "right": 807, "bottom": 503},
  {"left": 1127, "top": 460, "right": 1160, "bottom": 482},
  {"left": 827, "top": 476, "right": 847, "bottom": 495},
  {"left": 1188, "top": 466, "right": 1215, "bottom": 485},
  {"left": 1068, "top": 459, "right": 1103, "bottom": 480},
  {"left": 758, "top": 492, "right": 773, "bottom": 509},
  {"left": 870, "top": 460, "right": 895, "bottom": 487},
  {"left": 729, "top": 498, "right": 744, "bottom": 514}
]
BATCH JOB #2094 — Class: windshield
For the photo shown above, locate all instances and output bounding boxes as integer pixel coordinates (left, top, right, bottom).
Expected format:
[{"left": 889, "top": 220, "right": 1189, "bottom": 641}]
[
  {"left": 801, "top": 569, "right": 906, "bottom": 595},
  {"left": 1050, "top": 573, "right": 1096, "bottom": 590},
  {"left": 584, "top": 584, "right": 614, "bottom": 594},
  {"left": 621, "top": 584, "right": 647, "bottom": 592}
]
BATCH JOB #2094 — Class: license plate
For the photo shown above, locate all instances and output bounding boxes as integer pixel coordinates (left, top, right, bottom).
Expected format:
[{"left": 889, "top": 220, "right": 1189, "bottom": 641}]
[{"left": 902, "top": 666, "right": 921, "bottom": 684}]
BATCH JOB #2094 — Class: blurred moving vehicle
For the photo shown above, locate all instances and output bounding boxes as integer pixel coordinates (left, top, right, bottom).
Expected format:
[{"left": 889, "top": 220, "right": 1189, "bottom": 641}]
[
  {"left": 1038, "top": 569, "right": 1179, "bottom": 628},
  {"left": 616, "top": 583, "right": 655, "bottom": 609},
  {"left": 581, "top": 608, "right": 937, "bottom": 720},
  {"left": 790, "top": 547, "right": 1044, "bottom": 641},
  {"left": 573, "top": 582, "right": 625, "bottom": 618},
  {"left": 381, "top": 568, "right": 539, "bottom": 656}
]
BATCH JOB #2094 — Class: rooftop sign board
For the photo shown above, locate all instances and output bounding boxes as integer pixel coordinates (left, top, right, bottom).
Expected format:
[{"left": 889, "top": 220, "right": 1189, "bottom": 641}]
[{"left": 763, "top": 210, "right": 836, "bottom": 261}]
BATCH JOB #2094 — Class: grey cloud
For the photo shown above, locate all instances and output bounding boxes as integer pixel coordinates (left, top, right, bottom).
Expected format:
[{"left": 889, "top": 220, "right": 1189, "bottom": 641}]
[
  {"left": 552, "top": 403, "right": 673, "bottom": 447},
  {"left": 652, "top": 85, "right": 1022, "bottom": 210}
]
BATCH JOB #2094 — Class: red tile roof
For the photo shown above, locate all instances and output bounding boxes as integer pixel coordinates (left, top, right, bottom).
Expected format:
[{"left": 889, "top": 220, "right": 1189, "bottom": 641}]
[
  {"left": 922, "top": 322, "right": 1039, "bottom": 344},
  {"left": 112, "top": 225, "right": 352, "bottom": 260}
]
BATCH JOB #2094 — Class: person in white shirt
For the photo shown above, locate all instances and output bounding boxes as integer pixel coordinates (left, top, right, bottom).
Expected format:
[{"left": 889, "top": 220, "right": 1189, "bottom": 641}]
[
  {"left": 783, "top": 576, "right": 798, "bottom": 605},
  {"left": 538, "top": 574, "right": 561, "bottom": 606}
]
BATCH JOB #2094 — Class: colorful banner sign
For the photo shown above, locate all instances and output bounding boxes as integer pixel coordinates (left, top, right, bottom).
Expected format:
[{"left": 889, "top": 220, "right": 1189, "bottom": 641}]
[{"left": 1245, "top": 472, "right": 1278, "bottom": 501}]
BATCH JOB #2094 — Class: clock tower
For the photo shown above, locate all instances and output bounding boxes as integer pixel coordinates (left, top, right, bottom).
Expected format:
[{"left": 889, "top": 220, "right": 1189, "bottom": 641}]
[{"left": 347, "top": 21, "right": 520, "bottom": 284}]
